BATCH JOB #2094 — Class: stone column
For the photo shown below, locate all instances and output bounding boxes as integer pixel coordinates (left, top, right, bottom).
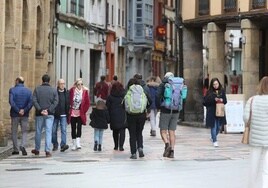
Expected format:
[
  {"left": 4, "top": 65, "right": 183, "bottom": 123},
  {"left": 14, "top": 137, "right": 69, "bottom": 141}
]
[
  {"left": 241, "top": 19, "right": 259, "bottom": 101},
  {"left": 183, "top": 28, "right": 203, "bottom": 121},
  {"left": 0, "top": 0, "right": 7, "bottom": 146},
  {"left": 207, "top": 22, "right": 225, "bottom": 84}
]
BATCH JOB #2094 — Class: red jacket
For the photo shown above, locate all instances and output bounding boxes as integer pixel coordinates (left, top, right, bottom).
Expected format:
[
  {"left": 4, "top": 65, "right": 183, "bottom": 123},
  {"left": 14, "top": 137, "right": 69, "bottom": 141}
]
[
  {"left": 94, "top": 81, "right": 109, "bottom": 100},
  {"left": 68, "top": 87, "right": 90, "bottom": 125}
]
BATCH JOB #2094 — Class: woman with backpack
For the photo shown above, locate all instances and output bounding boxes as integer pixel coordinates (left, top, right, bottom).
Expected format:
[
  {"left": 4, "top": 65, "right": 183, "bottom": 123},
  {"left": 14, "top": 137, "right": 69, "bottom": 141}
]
[
  {"left": 203, "top": 77, "right": 227, "bottom": 147},
  {"left": 106, "top": 82, "right": 127, "bottom": 151},
  {"left": 125, "top": 78, "right": 151, "bottom": 159}
]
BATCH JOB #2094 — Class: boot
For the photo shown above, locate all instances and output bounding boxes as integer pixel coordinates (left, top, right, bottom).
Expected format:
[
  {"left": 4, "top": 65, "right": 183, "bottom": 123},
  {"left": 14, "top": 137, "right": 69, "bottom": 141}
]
[
  {"left": 71, "top": 139, "right": 77, "bottom": 151},
  {"left": 76, "top": 137, "right": 81, "bottom": 149},
  {"left": 93, "top": 141, "right": 98, "bottom": 151},
  {"left": 98, "top": 144, "right": 102, "bottom": 151}
]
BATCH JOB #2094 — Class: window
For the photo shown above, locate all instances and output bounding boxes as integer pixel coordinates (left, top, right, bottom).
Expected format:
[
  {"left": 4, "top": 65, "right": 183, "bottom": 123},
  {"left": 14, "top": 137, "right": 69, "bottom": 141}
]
[
  {"left": 79, "top": 0, "right": 84, "bottom": 17},
  {"left": 136, "top": 3, "right": 142, "bottom": 22},
  {"left": 145, "top": 4, "right": 153, "bottom": 24},
  {"left": 107, "top": 3, "right": 109, "bottom": 24},
  {"left": 198, "top": 0, "right": 209, "bottom": 16},
  {"left": 70, "top": 0, "right": 77, "bottom": 14},
  {"left": 118, "top": 9, "right": 120, "bottom": 25},
  {"left": 112, "top": 5, "right": 114, "bottom": 25},
  {"left": 122, "top": 10, "right": 125, "bottom": 27},
  {"left": 224, "top": 0, "right": 237, "bottom": 12},
  {"left": 252, "top": 0, "right": 266, "bottom": 9}
]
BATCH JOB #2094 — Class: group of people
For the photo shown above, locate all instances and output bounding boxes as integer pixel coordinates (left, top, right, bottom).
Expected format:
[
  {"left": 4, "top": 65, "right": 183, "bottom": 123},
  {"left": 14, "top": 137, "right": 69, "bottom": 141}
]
[{"left": 9, "top": 72, "right": 184, "bottom": 160}]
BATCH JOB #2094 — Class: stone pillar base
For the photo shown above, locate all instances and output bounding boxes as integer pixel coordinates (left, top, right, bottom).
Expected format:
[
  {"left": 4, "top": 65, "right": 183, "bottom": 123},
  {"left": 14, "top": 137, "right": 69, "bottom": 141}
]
[{"left": 0, "top": 137, "right": 7, "bottom": 147}]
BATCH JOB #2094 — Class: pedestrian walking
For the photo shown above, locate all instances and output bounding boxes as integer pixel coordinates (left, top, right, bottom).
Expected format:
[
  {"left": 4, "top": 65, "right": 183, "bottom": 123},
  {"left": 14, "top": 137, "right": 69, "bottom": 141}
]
[
  {"left": 106, "top": 81, "right": 127, "bottom": 151},
  {"left": 147, "top": 76, "right": 161, "bottom": 136},
  {"left": 32, "top": 74, "right": 59, "bottom": 157},
  {"left": 89, "top": 100, "right": 110, "bottom": 151},
  {"left": 125, "top": 78, "right": 151, "bottom": 159},
  {"left": 52, "top": 79, "right": 70, "bottom": 152},
  {"left": 9, "top": 76, "right": 33, "bottom": 156},
  {"left": 203, "top": 77, "right": 227, "bottom": 147},
  {"left": 244, "top": 76, "right": 268, "bottom": 188},
  {"left": 68, "top": 78, "right": 90, "bottom": 150},
  {"left": 156, "top": 72, "right": 184, "bottom": 158},
  {"left": 108, "top": 75, "right": 118, "bottom": 95},
  {"left": 230, "top": 70, "right": 240, "bottom": 94},
  {"left": 94, "top": 75, "right": 109, "bottom": 102}
]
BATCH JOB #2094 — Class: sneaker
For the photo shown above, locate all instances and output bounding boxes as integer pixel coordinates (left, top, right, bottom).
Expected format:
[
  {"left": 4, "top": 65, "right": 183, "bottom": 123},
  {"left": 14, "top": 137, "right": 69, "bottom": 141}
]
[
  {"left": 119, "top": 147, "right": 124, "bottom": 151},
  {"left": 98, "top": 144, "right": 102, "bottom": 151},
  {"left": 45, "top": 152, "right": 52, "bottom": 157},
  {"left": 52, "top": 145, "right": 58, "bottom": 151},
  {"left": 93, "top": 141, "right": 98, "bottom": 151},
  {"left": 114, "top": 146, "right": 118, "bottom": 151},
  {"left": 167, "top": 150, "right": 174, "bottom": 158},
  {"left": 12, "top": 151, "right": 19, "bottom": 155},
  {"left": 163, "top": 143, "right": 171, "bottom": 157},
  {"left": 31, "top": 149, "right": 40, "bottom": 156},
  {"left": 60, "top": 145, "right": 69, "bottom": 152},
  {"left": 150, "top": 130, "right": 156, "bottom": 136},
  {"left": 138, "top": 148, "right": 144, "bottom": 158},
  {"left": 130, "top": 154, "right": 137, "bottom": 159},
  {"left": 20, "top": 146, "right": 27, "bottom": 156},
  {"left": 213, "top": 142, "right": 219, "bottom": 147}
]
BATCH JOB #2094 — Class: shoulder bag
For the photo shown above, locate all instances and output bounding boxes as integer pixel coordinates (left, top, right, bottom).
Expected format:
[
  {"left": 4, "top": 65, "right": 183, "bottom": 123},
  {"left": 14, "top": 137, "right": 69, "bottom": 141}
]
[{"left": 241, "top": 98, "right": 253, "bottom": 144}]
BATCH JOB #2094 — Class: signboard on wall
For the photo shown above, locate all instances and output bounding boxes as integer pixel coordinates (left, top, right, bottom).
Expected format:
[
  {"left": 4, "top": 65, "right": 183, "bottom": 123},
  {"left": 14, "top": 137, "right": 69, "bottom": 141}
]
[{"left": 225, "top": 94, "right": 245, "bottom": 133}]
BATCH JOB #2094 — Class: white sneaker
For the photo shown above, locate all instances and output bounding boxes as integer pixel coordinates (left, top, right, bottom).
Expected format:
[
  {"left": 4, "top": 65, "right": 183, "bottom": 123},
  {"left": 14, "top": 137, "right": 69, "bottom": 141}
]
[
  {"left": 213, "top": 142, "right": 219, "bottom": 147},
  {"left": 71, "top": 139, "right": 77, "bottom": 150},
  {"left": 76, "top": 138, "right": 81, "bottom": 149}
]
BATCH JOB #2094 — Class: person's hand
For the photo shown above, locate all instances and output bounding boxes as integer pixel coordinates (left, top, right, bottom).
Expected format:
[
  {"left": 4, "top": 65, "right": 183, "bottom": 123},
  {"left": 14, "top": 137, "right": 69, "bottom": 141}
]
[
  {"left": 19, "top": 109, "right": 24, "bottom": 116},
  {"left": 41, "top": 109, "right": 48, "bottom": 116}
]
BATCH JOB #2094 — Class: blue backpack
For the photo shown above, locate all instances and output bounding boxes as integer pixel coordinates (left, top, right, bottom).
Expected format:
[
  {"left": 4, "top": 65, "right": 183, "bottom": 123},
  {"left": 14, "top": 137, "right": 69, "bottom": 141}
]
[{"left": 162, "top": 77, "right": 184, "bottom": 111}]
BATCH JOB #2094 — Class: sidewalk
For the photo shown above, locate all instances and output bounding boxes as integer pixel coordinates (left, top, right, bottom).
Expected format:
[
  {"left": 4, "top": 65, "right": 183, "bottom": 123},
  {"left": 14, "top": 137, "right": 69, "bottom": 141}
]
[{"left": 0, "top": 119, "right": 250, "bottom": 161}]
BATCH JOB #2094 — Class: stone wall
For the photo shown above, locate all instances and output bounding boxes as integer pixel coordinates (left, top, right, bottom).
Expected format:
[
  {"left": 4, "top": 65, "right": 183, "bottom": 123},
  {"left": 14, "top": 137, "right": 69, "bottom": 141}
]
[{"left": 0, "top": 0, "right": 53, "bottom": 146}]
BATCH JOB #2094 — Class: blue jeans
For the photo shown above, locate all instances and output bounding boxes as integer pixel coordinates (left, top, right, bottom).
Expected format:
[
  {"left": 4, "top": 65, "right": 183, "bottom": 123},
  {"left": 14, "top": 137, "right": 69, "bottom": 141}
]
[
  {"left": 211, "top": 118, "right": 221, "bottom": 142},
  {"left": 52, "top": 116, "right": 67, "bottom": 147},
  {"left": 94, "top": 129, "right": 104, "bottom": 145},
  {"left": 35, "top": 115, "right": 54, "bottom": 152}
]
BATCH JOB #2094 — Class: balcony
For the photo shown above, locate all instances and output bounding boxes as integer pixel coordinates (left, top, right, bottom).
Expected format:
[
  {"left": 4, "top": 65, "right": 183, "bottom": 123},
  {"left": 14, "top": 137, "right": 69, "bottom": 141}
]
[
  {"left": 252, "top": 0, "right": 266, "bottom": 9},
  {"left": 198, "top": 0, "right": 210, "bottom": 16},
  {"left": 224, "top": 0, "right": 237, "bottom": 12}
]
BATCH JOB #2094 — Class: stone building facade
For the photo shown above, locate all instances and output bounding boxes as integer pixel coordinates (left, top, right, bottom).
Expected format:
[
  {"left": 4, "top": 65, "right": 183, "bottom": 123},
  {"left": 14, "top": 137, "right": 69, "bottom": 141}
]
[{"left": 0, "top": 0, "right": 55, "bottom": 146}]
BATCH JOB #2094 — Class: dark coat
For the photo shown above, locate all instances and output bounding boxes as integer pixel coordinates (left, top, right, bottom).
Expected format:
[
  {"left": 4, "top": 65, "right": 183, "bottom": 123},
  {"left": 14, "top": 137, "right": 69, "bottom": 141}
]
[
  {"left": 9, "top": 84, "right": 33, "bottom": 117},
  {"left": 89, "top": 108, "right": 110, "bottom": 129},
  {"left": 203, "top": 89, "right": 227, "bottom": 128},
  {"left": 54, "top": 88, "right": 70, "bottom": 118},
  {"left": 106, "top": 90, "right": 127, "bottom": 130},
  {"left": 147, "top": 81, "right": 160, "bottom": 110},
  {"left": 68, "top": 87, "right": 90, "bottom": 125}
]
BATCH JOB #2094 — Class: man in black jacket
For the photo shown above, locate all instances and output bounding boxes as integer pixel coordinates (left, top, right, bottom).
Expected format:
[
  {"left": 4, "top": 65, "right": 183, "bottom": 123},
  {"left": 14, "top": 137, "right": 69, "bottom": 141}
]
[{"left": 52, "top": 79, "right": 70, "bottom": 152}]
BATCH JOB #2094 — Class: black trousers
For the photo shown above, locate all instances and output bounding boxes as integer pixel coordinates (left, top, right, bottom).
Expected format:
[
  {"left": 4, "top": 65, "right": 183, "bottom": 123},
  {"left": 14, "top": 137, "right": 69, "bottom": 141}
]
[
  {"left": 127, "top": 113, "right": 146, "bottom": 154},
  {"left": 112, "top": 128, "right": 126, "bottom": 148},
  {"left": 71, "top": 117, "right": 82, "bottom": 139}
]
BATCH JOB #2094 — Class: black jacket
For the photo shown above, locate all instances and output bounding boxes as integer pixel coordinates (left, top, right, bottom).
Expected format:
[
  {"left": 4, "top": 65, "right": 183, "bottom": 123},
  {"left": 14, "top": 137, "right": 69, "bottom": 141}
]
[
  {"left": 89, "top": 108, "right": 110, "bottom": 129},
  {"left": 203, "top": 89, "right": 227, "bottom": 127},
  {"left": 54, "top": 88, "right": 70, "bottom": 118},
  {"left": 106, "top": 90, "right": 127, "bottom": 130}
]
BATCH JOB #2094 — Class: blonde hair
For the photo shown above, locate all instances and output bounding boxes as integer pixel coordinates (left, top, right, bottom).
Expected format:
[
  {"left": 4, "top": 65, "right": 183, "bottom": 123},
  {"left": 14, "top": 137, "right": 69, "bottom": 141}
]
[
  {"left": 257, "top": 76, "right": 268, "bottom": 95},
  {"left": 74, "top": 78, "right": 83, "bottom": 86}
]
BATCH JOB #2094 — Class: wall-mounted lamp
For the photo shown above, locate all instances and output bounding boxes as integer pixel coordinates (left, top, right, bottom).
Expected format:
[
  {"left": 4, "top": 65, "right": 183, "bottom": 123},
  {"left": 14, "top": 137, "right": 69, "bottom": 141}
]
[{"left": 241, "top": 36, "right": 246, "bottom": 44}]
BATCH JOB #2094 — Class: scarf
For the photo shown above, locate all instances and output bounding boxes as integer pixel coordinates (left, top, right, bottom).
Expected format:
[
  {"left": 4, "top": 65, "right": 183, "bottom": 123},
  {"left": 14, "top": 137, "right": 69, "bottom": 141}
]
[{"left": 72, "top": 88, "right": 82, "bottom": 110}]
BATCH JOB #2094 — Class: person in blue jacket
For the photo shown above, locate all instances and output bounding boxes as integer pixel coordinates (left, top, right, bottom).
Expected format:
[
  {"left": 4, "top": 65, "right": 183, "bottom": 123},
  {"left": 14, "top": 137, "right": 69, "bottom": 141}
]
[{"left": 9, "top": 76, "right": 33, "bottom": 156}]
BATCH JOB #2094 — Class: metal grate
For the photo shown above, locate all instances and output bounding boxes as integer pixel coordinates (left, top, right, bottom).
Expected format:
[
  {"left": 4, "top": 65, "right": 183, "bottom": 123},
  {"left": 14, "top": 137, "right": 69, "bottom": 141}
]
[
  {"left": 6, "top": 168, "right": 42, "bottom": 171},
  {"left": 224, "top": 0, "right": 237, "bottom": 12},
  {"left": 252, "top": 0, "right": 266, "bottom": 9},
  {"left": 45, "top": 172, "right": 83, "bottom": 175},
  {"left": 63, "top": 160, "right": 99, "bottom": 163}
]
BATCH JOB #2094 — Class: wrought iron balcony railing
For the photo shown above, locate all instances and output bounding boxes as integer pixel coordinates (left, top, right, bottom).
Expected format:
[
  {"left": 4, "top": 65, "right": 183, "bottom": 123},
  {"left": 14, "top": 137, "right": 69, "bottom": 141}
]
[
  {"left": 252, "top": 0, "right": 266, "bottom": 9},
  {"left": 224, "top": 0, "right": 237, "bottom": 12},
  {"left": 198, "top": 0, "right": 210, "bottom": 16}
]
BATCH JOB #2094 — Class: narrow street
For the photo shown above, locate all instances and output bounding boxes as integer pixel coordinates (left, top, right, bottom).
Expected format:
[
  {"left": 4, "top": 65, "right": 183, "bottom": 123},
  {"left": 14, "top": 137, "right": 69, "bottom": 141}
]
[{"left": 0, "top": 121, "right": 250, "bottom": 188}]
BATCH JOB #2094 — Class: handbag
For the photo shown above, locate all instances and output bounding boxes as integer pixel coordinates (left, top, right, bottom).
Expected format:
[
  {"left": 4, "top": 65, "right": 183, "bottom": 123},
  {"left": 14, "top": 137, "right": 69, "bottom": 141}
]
[
  {"left": 241, "top": 98, "right": 253, "bottom": 144},
  {"left": 215, "top": 102, "right": 225, "bottom": 117}
]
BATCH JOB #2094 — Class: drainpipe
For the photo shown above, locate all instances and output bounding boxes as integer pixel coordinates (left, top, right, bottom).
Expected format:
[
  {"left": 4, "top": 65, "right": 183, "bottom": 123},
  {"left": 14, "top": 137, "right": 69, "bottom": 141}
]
[{"left": 53, "top": 0, "right": 59, "bottom": 85}]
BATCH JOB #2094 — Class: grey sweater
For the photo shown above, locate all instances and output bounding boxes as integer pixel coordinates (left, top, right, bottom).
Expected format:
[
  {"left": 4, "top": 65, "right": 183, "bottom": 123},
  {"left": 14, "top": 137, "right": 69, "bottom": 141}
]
[{"left": 33, "top": 83, "right": 59, "bottom": 116}]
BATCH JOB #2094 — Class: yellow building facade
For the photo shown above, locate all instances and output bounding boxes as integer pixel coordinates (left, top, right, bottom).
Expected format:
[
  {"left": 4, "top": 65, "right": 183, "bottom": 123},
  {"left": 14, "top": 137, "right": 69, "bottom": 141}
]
[{"left": 0, "top": 0, "right": 55, "bottom": 146}]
